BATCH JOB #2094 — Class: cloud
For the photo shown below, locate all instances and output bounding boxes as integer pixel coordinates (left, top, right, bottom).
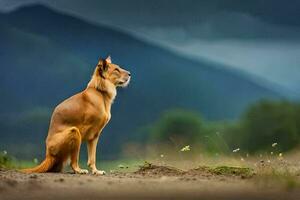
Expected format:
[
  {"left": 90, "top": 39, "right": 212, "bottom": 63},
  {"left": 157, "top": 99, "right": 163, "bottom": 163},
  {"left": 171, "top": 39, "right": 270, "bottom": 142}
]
[{"left": 124, "top": 12, "right": 300, "bottom": 93}]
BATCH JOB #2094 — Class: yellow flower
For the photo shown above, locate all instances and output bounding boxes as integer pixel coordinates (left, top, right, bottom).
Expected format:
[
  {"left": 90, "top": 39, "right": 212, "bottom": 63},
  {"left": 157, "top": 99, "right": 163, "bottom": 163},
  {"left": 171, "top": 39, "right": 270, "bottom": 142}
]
[
  {"left": 272, "top": 143, "right": 278, "bottom": 147},
  {"left": 180, "top": 145, "right": 190, "bottom": 152},
  {"left": 232, "top": 148, "right": 240, "bottom": 153}
]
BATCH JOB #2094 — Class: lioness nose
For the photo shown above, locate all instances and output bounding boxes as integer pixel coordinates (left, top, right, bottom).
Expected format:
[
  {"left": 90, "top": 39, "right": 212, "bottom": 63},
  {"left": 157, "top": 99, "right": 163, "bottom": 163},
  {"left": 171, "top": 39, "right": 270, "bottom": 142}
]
[{"left": 128, "top": 72, "right": 131, "bottom": 76}]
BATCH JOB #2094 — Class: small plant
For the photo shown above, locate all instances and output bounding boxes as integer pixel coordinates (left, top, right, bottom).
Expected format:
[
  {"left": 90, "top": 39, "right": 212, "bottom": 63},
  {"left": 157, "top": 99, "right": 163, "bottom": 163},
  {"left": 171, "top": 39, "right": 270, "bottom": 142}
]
[
  {"left": 143, "top": 161, "right": 152, "bottom": 168},
  {"left": 0, "top": 150, "right": 13, "bottom": 169},
  {"left": 33, "top": 158, "right": 39, "bottom": 164},
  {"left": 118, "top": 164, "right": 128, "bottom": 169}
]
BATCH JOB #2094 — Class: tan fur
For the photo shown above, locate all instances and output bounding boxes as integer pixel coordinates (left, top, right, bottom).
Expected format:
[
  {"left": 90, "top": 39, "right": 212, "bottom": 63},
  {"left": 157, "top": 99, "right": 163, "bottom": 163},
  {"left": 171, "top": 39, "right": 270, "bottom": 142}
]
[{"left": 22, "top": 56, "right": 131, "bottom": 175}]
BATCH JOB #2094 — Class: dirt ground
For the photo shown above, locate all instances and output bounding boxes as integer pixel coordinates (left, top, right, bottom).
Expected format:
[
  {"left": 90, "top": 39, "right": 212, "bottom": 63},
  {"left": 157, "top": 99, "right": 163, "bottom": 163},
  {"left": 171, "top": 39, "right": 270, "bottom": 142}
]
[{"left": 1, "top": 163, "right": 300, "bottom": 200}]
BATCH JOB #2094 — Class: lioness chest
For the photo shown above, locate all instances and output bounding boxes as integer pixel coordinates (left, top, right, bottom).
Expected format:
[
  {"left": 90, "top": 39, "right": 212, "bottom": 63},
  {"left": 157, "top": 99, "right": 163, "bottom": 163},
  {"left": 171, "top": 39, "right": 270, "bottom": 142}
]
[{"left": 79, "top": 105, "right": 111, "bottom": 141}]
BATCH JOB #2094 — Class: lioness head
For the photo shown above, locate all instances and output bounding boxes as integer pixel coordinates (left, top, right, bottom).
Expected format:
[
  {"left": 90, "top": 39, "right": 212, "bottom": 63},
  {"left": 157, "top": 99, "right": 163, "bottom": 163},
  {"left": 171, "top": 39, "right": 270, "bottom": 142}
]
[
  {"left": 88, "top": 56, "right": 131, "bottom": 98},
  {"left": 97, "top": 56, "right": 131, "bottom": 88}
]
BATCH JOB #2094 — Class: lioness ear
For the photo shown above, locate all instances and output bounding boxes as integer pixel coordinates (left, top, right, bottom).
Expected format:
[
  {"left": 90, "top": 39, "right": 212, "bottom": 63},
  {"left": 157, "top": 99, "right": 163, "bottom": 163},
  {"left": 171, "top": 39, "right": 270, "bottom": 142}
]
[
  {"left": 106, "top": 55, "right": 112, "bottom": 64},
  {"left": 98, "top": 58, "right": 108, "bottom": 75}
]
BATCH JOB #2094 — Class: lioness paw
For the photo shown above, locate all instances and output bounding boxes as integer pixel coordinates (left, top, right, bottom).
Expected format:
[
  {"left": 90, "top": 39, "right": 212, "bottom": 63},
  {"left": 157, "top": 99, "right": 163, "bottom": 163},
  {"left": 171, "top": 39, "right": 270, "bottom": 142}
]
[
  {"left": 92, "top": 170, "right": 106, "bottom": 175},
  {"left": 75, "top": 169, "right": 89, "bottom": 174}
]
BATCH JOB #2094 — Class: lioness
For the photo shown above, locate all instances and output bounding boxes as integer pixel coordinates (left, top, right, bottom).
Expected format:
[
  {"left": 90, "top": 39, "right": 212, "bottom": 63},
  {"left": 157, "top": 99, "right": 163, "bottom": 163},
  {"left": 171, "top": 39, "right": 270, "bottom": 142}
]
[{"left": 22, "top": 56, "right": 130, "bottom": 175}]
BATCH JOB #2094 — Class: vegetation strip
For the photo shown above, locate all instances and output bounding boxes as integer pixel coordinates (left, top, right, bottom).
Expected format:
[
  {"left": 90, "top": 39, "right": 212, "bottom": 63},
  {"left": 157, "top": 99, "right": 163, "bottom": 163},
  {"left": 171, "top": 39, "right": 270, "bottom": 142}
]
[{"left": 135, "top": 162, "right": 254, "bottom": 178}]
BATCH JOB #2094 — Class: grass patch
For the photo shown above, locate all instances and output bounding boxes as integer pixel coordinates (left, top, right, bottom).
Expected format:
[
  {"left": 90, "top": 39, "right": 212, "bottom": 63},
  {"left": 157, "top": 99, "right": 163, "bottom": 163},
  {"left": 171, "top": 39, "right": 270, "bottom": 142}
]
[
  {"left": 209, "top": 166, "right": 254, "bottom": 178},
  {"left": 5, "top": 158, "right": 144, "bottom": 173},
  {"left": 136, "top": 161, "right": 254, "bottom": 178},
  {"left": 254, "top": 164, "right": 300, "bottom": 190},
  {"left": 190, "top": 165, "right": 254, "bottom": 178}
]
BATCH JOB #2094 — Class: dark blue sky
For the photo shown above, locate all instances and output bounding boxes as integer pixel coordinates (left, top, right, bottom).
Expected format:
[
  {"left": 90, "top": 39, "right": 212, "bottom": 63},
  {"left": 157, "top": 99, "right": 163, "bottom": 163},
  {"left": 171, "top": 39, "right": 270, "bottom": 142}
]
[{"left": 1, "top": 0, "right": 300, "bottom": 27}]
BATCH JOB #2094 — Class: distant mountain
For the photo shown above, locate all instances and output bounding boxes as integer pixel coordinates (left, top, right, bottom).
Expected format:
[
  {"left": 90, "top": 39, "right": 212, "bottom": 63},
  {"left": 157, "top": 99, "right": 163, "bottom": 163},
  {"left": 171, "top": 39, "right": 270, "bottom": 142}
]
[{"left": 0, "top": 4, "right": 282, "bottom": 159}]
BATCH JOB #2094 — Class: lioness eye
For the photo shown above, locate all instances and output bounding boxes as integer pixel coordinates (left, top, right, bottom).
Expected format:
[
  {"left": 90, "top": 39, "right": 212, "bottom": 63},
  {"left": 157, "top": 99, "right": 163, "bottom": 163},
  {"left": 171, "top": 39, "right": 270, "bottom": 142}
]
[{"left": 114, "top": 68, "right": 120, "bottom": 73}]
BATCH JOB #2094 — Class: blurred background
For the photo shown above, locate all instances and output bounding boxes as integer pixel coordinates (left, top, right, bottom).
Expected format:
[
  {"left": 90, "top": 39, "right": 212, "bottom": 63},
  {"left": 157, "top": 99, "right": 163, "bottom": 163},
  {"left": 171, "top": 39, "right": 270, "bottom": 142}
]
[{"left": 0, "top": 0, "right": 300, "bottom": 162}]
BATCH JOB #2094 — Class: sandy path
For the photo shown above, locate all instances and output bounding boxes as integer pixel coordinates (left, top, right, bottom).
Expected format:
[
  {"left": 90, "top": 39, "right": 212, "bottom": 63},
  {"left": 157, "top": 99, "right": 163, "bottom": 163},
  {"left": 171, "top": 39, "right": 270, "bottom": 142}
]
[{"left": 0, "top": 169, "right": 300, "bottom": 200}]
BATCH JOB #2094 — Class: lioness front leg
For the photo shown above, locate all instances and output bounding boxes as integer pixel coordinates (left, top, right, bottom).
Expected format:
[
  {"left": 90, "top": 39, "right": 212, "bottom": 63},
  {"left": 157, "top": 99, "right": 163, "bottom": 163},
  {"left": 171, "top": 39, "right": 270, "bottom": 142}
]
[
  {"left": 87, "top": 137, "right": 105, "bottom": 175},
  {"left": 68, "top": 127, "right": 88, "bottom": 174}
]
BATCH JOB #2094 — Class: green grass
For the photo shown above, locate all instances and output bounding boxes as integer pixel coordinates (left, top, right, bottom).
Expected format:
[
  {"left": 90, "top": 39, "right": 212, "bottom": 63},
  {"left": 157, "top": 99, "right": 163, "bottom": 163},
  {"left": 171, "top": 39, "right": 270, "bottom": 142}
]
[
  {"left": 209, "top": 166, "right": 254, "bottom": 177},
  {"left": 9, "top": 157, "right": 144, "bottom": 173},
  {"left": 254, "top": 164, "right": 300, "bottom": 190}
]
